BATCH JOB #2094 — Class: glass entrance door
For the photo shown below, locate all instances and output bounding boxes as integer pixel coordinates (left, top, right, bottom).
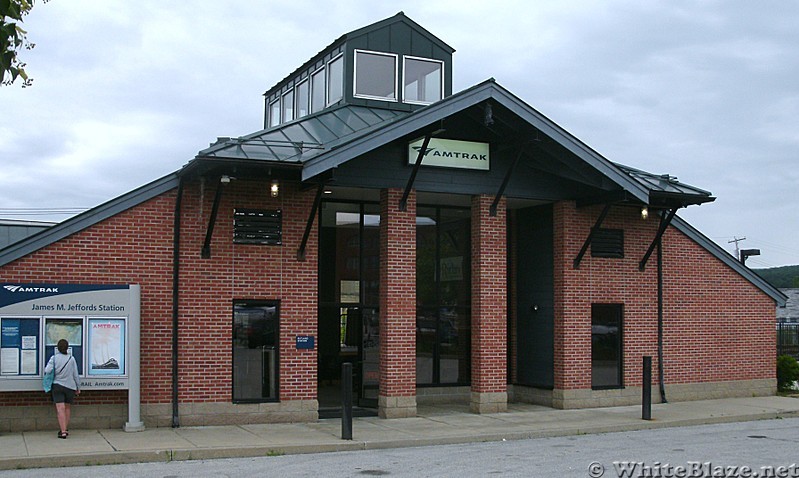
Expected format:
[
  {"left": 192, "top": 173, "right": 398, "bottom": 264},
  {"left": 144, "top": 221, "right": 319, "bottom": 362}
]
[{"left": 318, "top": 202, "right": 380, "bottom": 412}]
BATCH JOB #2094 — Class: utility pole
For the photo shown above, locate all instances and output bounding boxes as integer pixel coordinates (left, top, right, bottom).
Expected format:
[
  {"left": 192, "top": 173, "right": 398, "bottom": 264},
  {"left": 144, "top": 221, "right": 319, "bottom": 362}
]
[{"left": 728, "top": 236, "right": 746, "bottom": 261}]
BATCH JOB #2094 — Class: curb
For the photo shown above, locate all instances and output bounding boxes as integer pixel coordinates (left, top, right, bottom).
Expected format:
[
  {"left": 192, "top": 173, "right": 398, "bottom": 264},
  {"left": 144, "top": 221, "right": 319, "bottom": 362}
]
[{"left": 1, "top": 410, "right": 796, "bottom": 471}]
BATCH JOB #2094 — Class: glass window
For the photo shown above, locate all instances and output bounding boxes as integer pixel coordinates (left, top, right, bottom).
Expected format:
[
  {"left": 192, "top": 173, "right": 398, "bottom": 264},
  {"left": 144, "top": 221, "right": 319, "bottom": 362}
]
[
  {"left": 591, "top": 304, "right": 623, "bottom": 389},
  {"left": 354, "top": 50, "right": 397, "bottom": 101},
  {"left": 327, "top": 55, "right": 343, "bottom": 105},
  {"left": 233, "top": 301, "right": 279, "bottom": 402},
  {"left": 295, "top": 79, "right": 309, "bottom": 119},
  {"left": 282, "top": 90, "right": 294, "bottom": 123},
  {"left": 416, "top": 206, "right": 471, "bottom": 386},
  {"left": 269, "top": 99, "right": 280, "bottom": 127},
  {"left": 311, "top": 68, "right": 325, "bottom": 113},
  {"left": 404, "top": 57, "right": 443, "bottom": 104},
  {"left": 318, "top": 202, "right": 381, "bottom": 407}
]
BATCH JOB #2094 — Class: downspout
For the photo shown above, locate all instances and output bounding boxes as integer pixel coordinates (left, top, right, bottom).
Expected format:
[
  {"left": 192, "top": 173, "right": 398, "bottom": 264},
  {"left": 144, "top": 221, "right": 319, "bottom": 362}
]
[
  {"left": 171, "top": 178, "right": 185, "bottom": 427},
  {"left": 657, "top": 218, "right": 667, "bottom": 403}
]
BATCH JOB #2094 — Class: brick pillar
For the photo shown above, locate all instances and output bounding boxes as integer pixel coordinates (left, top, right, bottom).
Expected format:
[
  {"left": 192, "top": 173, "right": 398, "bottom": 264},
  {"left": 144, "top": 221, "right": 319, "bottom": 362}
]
[
  {"left": 470, "top": 195, "right": 508, "bottom": 413},
  {"left": 378, "top": 188, "right": 416, "bottom": 418},
  {"left": 552, "top": 201, "right": 597, "bottom": 408}
]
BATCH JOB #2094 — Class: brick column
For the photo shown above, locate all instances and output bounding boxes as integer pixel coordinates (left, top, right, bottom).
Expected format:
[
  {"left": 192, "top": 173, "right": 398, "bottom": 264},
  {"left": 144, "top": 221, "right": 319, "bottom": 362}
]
[
  {"left": 378, "top": 188, "right": 416, "bottom": 418},
  {"left": 470, "top": 195, "right": 508, "bottom": 413}
]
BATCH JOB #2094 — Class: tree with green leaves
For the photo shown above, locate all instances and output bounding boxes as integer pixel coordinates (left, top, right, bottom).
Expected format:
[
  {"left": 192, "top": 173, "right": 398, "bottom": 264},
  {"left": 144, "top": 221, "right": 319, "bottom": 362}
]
[{"left": 1, "top": 0, "right": 48, "bottom": 87}]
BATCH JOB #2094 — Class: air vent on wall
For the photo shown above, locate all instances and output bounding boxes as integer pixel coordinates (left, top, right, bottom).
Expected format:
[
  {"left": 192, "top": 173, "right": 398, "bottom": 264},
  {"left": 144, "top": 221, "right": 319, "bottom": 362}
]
[{"left": 591, "top": 228, "right": 624, "bottom": 258}]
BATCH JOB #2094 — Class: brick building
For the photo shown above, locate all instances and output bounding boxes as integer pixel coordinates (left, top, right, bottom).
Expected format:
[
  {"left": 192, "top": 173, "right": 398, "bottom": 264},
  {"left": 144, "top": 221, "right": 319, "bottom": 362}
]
[{"left": 0, "top": 13, "right": 786, "bottom": 431}]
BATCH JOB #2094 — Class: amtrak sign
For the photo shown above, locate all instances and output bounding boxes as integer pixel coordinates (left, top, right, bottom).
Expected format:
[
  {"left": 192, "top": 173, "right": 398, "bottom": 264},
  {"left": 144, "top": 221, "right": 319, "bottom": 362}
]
[{"left": 408, "top": 138, "right": 490, "bottom": 170}]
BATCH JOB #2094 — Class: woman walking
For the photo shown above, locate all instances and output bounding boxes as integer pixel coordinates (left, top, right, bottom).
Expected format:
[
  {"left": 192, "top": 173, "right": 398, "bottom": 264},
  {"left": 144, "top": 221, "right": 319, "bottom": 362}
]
[{"left": 44, "top": 339, "right": 80, "bottom": 438}]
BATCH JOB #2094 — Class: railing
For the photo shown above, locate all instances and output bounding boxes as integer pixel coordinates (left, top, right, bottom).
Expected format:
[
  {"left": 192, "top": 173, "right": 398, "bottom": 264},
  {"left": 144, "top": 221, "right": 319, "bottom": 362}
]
[{"left": 777, "top": 322, "right": 799, "bottom": 359}]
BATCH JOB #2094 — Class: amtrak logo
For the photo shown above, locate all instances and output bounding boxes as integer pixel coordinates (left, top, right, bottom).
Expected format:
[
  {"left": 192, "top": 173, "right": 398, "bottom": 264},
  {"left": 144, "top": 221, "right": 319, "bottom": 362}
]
[
  {"left": 3, "top": 285, "right": 59, "bottom": 293},
  {"left": 411, "top": 146, "right": 488, "bottom": 161}
]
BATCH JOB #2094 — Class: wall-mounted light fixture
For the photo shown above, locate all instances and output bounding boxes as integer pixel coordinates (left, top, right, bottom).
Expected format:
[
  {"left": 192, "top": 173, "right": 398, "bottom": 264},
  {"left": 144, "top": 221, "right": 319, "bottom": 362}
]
[
  {"left": 220, "top": 175, "right": 231, "bottom": 184},
  {"left": 640, "top": 206, "right": 649, "bottom": 220},
  {"left": 270, "top": 179, "right": 280, "bottom": 198}
]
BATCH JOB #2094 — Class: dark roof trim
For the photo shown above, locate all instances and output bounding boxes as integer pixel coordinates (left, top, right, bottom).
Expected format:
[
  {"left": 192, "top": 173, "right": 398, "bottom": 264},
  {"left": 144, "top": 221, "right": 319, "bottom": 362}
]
[
  {"left": 0, "top": 173, "right": 180, "bottom": 267},
  {"left": 302, "top": 79, "right": 651, "bottom": 203},
  {"left": 671, "top": 215, "right": 787, "bottom": 306}
]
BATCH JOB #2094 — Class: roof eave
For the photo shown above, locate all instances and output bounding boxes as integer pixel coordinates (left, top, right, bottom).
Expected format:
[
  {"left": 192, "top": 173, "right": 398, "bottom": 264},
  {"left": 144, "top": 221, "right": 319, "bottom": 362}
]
[{"left": 0, "top": 173, "right": 181, "bottom": 268}]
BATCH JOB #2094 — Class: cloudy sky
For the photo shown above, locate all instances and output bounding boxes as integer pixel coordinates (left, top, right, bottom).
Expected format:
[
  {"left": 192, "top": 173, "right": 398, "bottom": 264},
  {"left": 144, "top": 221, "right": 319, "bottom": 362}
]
[{"left": 1, "top": 1, "right": 797, "bottom": 267}]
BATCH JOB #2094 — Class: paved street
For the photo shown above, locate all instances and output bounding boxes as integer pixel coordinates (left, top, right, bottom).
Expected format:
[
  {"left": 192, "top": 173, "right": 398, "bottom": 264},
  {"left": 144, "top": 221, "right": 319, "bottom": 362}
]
[{"left": 2, "top": 418, "right": 797, "bottom": 477}]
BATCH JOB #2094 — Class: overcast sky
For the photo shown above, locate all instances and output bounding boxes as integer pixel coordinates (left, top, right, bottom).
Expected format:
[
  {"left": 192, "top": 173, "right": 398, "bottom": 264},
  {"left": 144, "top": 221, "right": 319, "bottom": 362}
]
[{"left": 1, "top": 1, "right": 797, "bottom": 268}]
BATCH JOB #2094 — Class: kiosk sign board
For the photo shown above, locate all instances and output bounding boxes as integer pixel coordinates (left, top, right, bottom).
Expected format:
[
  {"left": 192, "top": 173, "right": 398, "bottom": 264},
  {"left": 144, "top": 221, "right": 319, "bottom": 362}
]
[{"left": 0, "top": 284, "right": 137, "bottom": 391}]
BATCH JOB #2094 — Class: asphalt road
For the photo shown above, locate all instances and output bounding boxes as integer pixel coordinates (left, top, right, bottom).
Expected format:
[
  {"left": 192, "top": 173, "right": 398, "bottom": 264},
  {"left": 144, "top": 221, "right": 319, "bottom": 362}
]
[{"left": 3, "top": 418, "right": 798, "bottom": 478}]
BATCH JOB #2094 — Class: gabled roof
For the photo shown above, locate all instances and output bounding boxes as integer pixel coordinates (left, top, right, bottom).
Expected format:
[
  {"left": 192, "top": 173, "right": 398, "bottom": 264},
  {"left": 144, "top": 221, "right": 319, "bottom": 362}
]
[
  {"left": 298, "top": 79, "right": 706, "bottom": 205},
  {"left": 264, "top": 12, "right": 454, "bottom": 98},
  {"left": 0, "top": 78, "right": 782, "bottom": 306},
  {"left": 197, "top": 79, "right": 714, "bottom": 208}
]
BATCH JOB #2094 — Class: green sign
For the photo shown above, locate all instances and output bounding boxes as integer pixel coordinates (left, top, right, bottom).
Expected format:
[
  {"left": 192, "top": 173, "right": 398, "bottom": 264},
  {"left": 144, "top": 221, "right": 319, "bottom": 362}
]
[{"left": 408, "top": 138, "right": 490, "bottom": 170}]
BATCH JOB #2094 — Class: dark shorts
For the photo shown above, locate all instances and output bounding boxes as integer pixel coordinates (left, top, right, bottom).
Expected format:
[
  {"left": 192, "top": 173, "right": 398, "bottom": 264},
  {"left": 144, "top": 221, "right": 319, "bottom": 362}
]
[{"left": 52, "top": 383, "right": 76, "bottom": 404}]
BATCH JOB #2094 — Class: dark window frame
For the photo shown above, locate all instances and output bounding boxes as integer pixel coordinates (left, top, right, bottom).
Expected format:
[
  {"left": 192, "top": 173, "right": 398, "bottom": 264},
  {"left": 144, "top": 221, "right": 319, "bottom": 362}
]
[
  {"left": 416, "top": 204, "right": 472, "bottom": 387},
  {"left": 591, "top": 303, "right": 624, "bottom": 390},
  {"left": 232, "top": 299, "right": 280, "bottom": 403}
]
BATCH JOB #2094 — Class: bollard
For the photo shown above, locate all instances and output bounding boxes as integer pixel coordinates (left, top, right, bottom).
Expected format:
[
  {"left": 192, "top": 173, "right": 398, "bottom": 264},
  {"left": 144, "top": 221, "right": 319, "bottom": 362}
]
[
  {"left": 642, "top": 356, "right": 652, "bottom": 420},
  {"left": 342, "top": 362, "right": 353, "bottom": 440}
]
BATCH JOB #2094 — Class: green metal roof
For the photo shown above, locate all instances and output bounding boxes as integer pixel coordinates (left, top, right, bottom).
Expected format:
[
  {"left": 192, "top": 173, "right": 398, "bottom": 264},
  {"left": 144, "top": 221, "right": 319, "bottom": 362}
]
[
  {"left": 616, "top": 163, "right": 715, "bottom": 206},
  {"left": 196, "top": 105, "right": 409, "bottom": 165}
]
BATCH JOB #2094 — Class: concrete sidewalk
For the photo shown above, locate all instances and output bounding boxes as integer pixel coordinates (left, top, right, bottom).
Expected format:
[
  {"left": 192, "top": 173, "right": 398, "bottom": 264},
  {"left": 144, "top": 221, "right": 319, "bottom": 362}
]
[{"left": 1, "top": 396, "right": 798, "bottom": 471}]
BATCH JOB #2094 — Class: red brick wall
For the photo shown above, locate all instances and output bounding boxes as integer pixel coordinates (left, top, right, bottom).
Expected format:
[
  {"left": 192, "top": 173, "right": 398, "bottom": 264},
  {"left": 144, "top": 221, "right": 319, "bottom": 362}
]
[
  {"left": 175, "top": 178, "right": 317, "bottom": 402},
  {"left": 553, "top": 201, "right": 775, "bottom": 390},
  {"left": 471, "top": 195, "right": 507, "bottom": 393},
  {"left": 0, "top": 177, "right": 318, "bottom": 407},
  {"left": 378, "top": 188, "right": 416, "bottom": 398},
  {"left": 0, "top": 193, "right": 176, "bottom": 406}
]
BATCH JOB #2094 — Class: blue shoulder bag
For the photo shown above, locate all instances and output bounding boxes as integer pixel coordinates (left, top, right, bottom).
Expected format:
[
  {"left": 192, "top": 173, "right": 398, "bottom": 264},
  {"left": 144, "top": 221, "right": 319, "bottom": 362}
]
[{"left": 43, "top": 356, "right": 71, "bottom": 393}]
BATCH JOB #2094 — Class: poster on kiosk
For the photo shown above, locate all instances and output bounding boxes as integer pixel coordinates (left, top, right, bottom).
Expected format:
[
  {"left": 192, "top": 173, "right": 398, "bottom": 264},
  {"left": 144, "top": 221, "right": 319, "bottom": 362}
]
[{"left": 0, "top": 284, "right": 138, "bottom": 391}]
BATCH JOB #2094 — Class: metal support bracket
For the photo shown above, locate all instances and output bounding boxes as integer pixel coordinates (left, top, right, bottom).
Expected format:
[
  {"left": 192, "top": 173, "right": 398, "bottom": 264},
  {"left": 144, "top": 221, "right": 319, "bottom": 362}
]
[
  {"left": 490, "top": 145, "right": 524, "bottom": 216},
  {"left": 400, "top": 133, "right": 432, "bottom": 211},
  {"left": 201, "top": 179, "right": 225, "bottom": 259},
  {"left": 573, "top": 203, "right": 612, "bottom": 269},
  {"left": 639, "top": 207, "right": 678, "bottom": 271},
  {"left": 297, "top": 182, "right": 325, "bottom": 262}
]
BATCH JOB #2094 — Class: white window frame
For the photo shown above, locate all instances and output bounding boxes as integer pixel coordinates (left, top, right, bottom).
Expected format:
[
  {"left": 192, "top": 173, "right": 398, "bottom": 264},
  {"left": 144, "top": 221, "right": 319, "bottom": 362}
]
[
  {"left": 353, "top": 49, "right": 398, "bottom": 102},
  {"left": 326, "top": 53, "right": 344, "bottom": 107},
  {"left": 268, "top": 98, "right": 281, "bottom": 127},
  {"left": 310, "top": 67, "right": 326, "bottom": 114},
  {"left": 282, "top": 89, "right": 294, "bottom": 123},
  {"left": 402, "top": 55, "right": 444, "bottom": 105},
  {"left": 295, "top": 77, "right": 310, "bottom": 119}
]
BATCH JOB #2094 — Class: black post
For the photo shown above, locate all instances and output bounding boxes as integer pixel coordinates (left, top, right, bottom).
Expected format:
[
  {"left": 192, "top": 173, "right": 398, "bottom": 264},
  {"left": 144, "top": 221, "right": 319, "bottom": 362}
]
[
  {"left": 642, "top": 356, "right": 652, "bottom": 420},
  {"left": 342, "top": 362, "right": 353, "bottom": 440}
]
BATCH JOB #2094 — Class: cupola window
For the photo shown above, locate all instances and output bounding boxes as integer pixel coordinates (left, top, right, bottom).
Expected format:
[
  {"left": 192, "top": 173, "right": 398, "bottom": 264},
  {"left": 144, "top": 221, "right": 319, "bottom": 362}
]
[
  {"left": 403, "top": 56, "right": 443, "bottom": 104},
  {"left": 354, "top": 50, "right": 398, "bottom": 101},
  {"left": 310, "top": 68, "right": 325, "bottom": 113},
  {"left": 327, "top": 54, "right": 344, "bottom": 105}
]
